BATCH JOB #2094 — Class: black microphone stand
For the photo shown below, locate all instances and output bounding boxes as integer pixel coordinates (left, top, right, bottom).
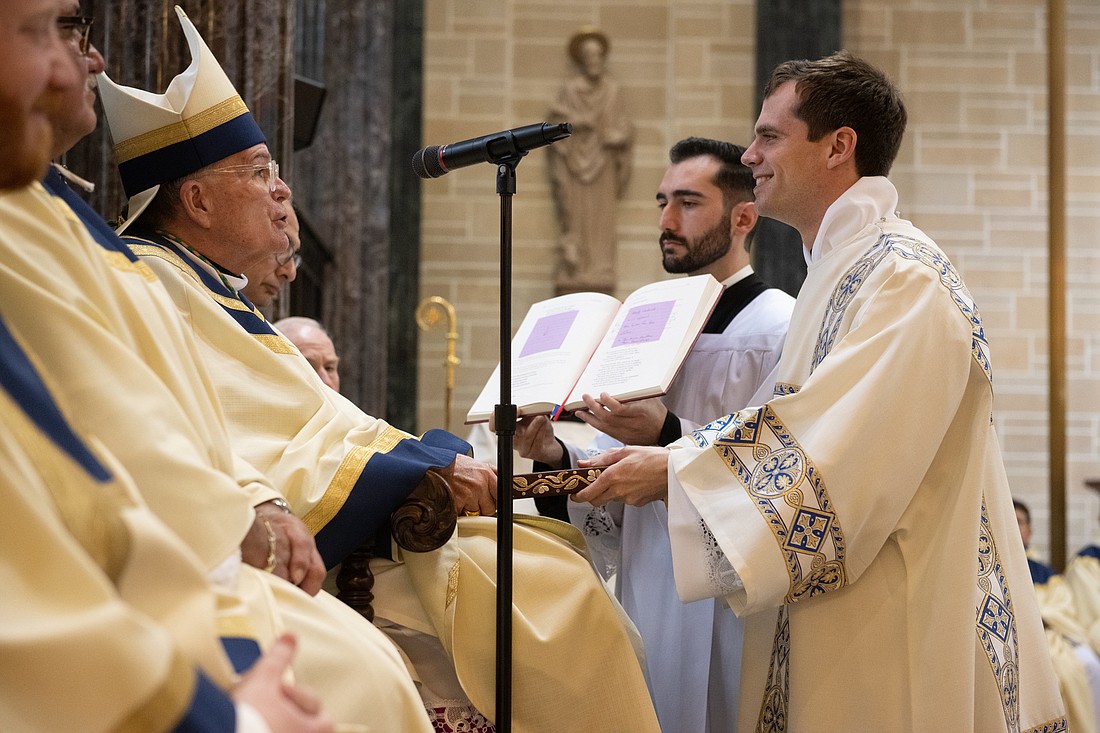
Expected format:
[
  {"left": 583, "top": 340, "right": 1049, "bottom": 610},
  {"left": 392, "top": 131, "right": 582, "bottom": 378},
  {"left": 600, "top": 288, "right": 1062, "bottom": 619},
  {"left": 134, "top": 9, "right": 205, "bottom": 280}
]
[
  {"left": 492, "top": 154, "right": 523, "bottom": 732},
  {"left": 414, "top": 122, "right": 570, "bottom": 732}
]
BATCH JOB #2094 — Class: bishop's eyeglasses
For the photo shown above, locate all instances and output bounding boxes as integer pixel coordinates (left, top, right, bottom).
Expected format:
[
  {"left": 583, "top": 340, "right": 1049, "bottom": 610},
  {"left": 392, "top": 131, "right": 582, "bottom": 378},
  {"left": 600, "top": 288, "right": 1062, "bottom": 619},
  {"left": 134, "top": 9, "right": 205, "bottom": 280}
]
[
  {"left": 274, "top": 244, "right": 302, "bottom": 269},
  {"left": 203, "top": 159, "right": 281, "bottom": 193},
  {"left": 57, "top": 15, "right": 94, "bottom": 56}
]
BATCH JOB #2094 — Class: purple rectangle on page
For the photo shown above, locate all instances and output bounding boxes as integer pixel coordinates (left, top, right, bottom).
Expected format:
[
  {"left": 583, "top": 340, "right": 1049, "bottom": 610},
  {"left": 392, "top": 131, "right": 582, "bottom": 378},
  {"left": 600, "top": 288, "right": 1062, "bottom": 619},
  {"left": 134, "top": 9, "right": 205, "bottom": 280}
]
[
  {"left": 520, "top": 310, "right": 579, "bottom": 357},
  {"left": 612, "top": 300, "right": 676, "bottom": 347}
]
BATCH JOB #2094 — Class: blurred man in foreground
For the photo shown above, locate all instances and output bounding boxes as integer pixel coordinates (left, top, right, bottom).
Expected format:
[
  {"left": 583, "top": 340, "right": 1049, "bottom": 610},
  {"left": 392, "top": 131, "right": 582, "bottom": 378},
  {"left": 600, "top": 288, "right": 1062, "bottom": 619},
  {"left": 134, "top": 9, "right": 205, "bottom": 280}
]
[{"left": 0, "top": 2, "right": 331, "bottom": 730}]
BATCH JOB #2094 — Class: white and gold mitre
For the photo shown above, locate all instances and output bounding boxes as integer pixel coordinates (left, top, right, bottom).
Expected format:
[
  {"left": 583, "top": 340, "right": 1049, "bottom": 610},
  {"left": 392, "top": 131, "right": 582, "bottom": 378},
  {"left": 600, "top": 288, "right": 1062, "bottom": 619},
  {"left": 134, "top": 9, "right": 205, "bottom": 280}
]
[{"left": 97, "top": 5, "right": 266, "bottom": 232}]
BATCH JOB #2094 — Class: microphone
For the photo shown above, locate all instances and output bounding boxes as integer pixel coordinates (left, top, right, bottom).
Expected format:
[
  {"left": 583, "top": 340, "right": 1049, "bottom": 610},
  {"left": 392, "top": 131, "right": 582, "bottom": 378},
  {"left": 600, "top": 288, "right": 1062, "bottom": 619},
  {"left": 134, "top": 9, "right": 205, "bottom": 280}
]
[{"left": 412, "top": 122, "right": 572, "bottom": 179}]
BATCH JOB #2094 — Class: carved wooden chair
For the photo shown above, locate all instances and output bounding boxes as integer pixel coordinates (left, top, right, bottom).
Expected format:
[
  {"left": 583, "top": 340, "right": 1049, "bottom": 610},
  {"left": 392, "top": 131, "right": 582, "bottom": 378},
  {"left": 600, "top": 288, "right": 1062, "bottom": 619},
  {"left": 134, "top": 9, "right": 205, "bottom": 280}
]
[
  {"left": 335, "top": 468, "right": 457, "bottom": 621},
  {"left": 334, "top": 466, "right": 593, "bottom": 620}
]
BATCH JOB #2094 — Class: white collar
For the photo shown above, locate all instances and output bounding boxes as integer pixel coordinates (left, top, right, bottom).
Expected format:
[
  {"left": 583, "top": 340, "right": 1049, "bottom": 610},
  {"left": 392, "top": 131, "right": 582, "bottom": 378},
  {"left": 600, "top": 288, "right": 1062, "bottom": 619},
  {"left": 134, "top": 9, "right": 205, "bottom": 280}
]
[
  {"left": 804, "top": 176, "right": 899, "bottom": 265},
  {"left": 173, "top": 240, "right": 249, "bottom": 291},
  {"left": 720, "top": 264, "right": 754, "bottom": 288}
]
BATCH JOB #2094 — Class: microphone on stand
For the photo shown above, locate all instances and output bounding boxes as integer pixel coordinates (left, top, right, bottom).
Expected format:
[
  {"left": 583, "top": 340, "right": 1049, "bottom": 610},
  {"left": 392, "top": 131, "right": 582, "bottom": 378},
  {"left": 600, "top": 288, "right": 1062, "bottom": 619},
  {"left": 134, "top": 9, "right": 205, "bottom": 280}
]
[
  {"left": 414, "top": 121, "right": 570, "bottom": 731},
  {"left": 412, "top": 122, "right": 572, "bottom": 179}
]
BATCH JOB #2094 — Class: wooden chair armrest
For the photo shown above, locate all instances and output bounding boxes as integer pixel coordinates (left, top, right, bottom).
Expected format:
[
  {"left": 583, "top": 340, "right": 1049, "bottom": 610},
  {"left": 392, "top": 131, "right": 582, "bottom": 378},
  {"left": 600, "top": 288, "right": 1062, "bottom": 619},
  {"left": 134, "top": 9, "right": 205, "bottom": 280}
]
[
  {"left": 391, "top": 467, "right": 458, "bottom": 552},
  {"left": 336, "top": 467, "right": 457, "bottom": 621}
]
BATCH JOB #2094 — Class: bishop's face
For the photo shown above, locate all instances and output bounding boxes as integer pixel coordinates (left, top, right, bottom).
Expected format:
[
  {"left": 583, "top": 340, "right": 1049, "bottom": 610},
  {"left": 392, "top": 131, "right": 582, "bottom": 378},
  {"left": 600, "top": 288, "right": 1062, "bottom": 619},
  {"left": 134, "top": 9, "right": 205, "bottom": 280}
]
[{"left": 195, "top": 144, "right": 293, "bottom": 276}]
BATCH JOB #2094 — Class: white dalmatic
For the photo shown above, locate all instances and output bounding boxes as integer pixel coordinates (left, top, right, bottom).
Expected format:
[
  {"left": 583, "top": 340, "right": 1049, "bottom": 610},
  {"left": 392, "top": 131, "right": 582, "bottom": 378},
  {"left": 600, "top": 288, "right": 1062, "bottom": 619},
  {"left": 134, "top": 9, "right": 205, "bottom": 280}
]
[{"left": 667, "top": 177, "right": 1066, "bottom": 732}]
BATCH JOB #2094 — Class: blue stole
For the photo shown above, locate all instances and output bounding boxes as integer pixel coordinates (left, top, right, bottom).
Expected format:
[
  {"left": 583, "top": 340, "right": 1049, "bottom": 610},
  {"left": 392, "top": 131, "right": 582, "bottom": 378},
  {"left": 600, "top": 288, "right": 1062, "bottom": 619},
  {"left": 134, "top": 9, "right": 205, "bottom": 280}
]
[
  {"left": 42, "top": 167, "right": 139, "bottom": 261},
  {"left": 119, "top": 231, "right": 276, "bottom": 338}
]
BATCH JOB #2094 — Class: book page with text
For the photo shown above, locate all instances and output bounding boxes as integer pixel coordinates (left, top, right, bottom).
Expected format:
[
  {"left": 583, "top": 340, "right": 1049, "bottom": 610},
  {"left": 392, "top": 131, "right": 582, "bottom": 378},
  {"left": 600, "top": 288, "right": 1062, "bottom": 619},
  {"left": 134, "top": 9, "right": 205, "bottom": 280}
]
[
  {"left": 563, "top": 275, "right": 721, "bottom": 410},
  {"left": 465, "top": 291, "right": 622, "bottom": 422}
]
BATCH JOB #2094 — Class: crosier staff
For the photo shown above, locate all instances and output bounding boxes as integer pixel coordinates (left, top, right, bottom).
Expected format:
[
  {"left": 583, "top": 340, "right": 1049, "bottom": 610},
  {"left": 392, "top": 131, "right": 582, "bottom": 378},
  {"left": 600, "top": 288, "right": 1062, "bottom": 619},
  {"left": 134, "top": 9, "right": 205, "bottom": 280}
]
[{"left": 416, "top": 295, "right": 460, "bottom": 432}]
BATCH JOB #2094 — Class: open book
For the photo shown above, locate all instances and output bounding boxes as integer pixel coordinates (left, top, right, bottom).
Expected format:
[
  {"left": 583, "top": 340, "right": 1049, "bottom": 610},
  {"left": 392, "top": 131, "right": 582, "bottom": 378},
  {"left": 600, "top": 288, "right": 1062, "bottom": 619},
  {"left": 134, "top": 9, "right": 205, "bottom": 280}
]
[{"left": 465, "top": 274, "right": 722, "bottom": 423}]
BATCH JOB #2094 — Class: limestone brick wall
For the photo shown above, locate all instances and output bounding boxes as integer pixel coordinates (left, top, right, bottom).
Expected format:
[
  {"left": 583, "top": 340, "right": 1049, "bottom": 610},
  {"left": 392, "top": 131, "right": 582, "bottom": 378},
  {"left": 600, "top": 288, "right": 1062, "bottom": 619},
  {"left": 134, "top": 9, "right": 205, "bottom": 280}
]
[
  {"left": 844, "top": 0, "right": 1100, "bottom": 563},
  {"left": 417, "top": 0, "right": 1100, "bottom": 562},
  {"left": 416, "top": 0, "right": 756, "bottom": 429}
]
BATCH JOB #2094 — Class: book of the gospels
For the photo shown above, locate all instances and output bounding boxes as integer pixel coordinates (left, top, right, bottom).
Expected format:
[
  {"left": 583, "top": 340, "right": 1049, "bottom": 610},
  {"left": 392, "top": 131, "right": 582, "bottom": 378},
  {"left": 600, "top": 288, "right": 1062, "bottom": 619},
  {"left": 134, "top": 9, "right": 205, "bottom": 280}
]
[{"left": 465, "top": 274, "right": 722, "bottom": 423}]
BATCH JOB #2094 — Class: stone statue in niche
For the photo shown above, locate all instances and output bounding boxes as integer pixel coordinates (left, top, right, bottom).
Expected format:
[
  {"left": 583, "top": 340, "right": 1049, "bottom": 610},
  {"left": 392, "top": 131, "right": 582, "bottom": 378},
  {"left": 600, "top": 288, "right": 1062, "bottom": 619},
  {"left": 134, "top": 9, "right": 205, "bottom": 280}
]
[{"left": 548, "top": 26, "right": 634, "bottom": 296}]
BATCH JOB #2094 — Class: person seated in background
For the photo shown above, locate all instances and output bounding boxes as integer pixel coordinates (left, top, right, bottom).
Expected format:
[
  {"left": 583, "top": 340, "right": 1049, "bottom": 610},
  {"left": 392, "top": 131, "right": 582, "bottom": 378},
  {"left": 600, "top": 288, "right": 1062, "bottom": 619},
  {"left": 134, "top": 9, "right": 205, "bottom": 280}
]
[
  {"left": 0, "top": 3, "right": 329, "bottom": 731},
  {"left": 95, "top": 8, "right": 660, "bottom": 730},
  {"left": 1063, "top": 483, "right": 1100, "bottom": 678},
  {"left": 1015, "top": 499, "right": 1100, "bottom": 733},
  {"left": 1015, "top": 499, "right": 1057, "bottom": 584},
  {"left": 241, "top": 198, "right": 301, "bottom": 308},
  {"left": 274, "top": 316, "right": 340, "bottom": 392}
]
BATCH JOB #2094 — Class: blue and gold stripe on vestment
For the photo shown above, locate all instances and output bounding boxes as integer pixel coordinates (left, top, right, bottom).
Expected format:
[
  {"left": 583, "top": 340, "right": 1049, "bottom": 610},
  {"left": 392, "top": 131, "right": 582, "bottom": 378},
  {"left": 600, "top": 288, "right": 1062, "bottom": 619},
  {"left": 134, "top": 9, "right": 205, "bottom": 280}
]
[
  {"left": 310, "top": 428, "right": 471, "bottom": 568},
  {"left": 42, "top": 169, "right": 158, "bottom": 284},
  {"left": 123, "top": 235, "right": 298, "bottom": 354},
  {"left": 0, "top": 313, "right": 111, "bottom": 482}
]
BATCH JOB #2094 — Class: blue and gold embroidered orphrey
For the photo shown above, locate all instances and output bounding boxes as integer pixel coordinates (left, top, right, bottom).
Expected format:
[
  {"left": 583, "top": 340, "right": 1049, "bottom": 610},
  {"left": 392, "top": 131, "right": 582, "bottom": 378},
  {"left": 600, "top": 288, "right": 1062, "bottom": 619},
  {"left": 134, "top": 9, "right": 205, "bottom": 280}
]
[
  {"left": 771, "top": 382, "right": 800, "bottom": 397},
  {"left": 976, "top": 498, "right": 1021, "bottom": 732},
  {"left": 690, "top": 406, "right": 847, "bottom": 605},
  {"left": 973, "top": 508, "right": 1069, "bottom": 733},
  {"left": 813, "top": 229, "right": 994, "bottom": 389},
  {"left": 754, "top": 606, "right": 790, "bottom": 733},
  {"left": 665, "top": 177, "right": 1066, "bottom": 732}
]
